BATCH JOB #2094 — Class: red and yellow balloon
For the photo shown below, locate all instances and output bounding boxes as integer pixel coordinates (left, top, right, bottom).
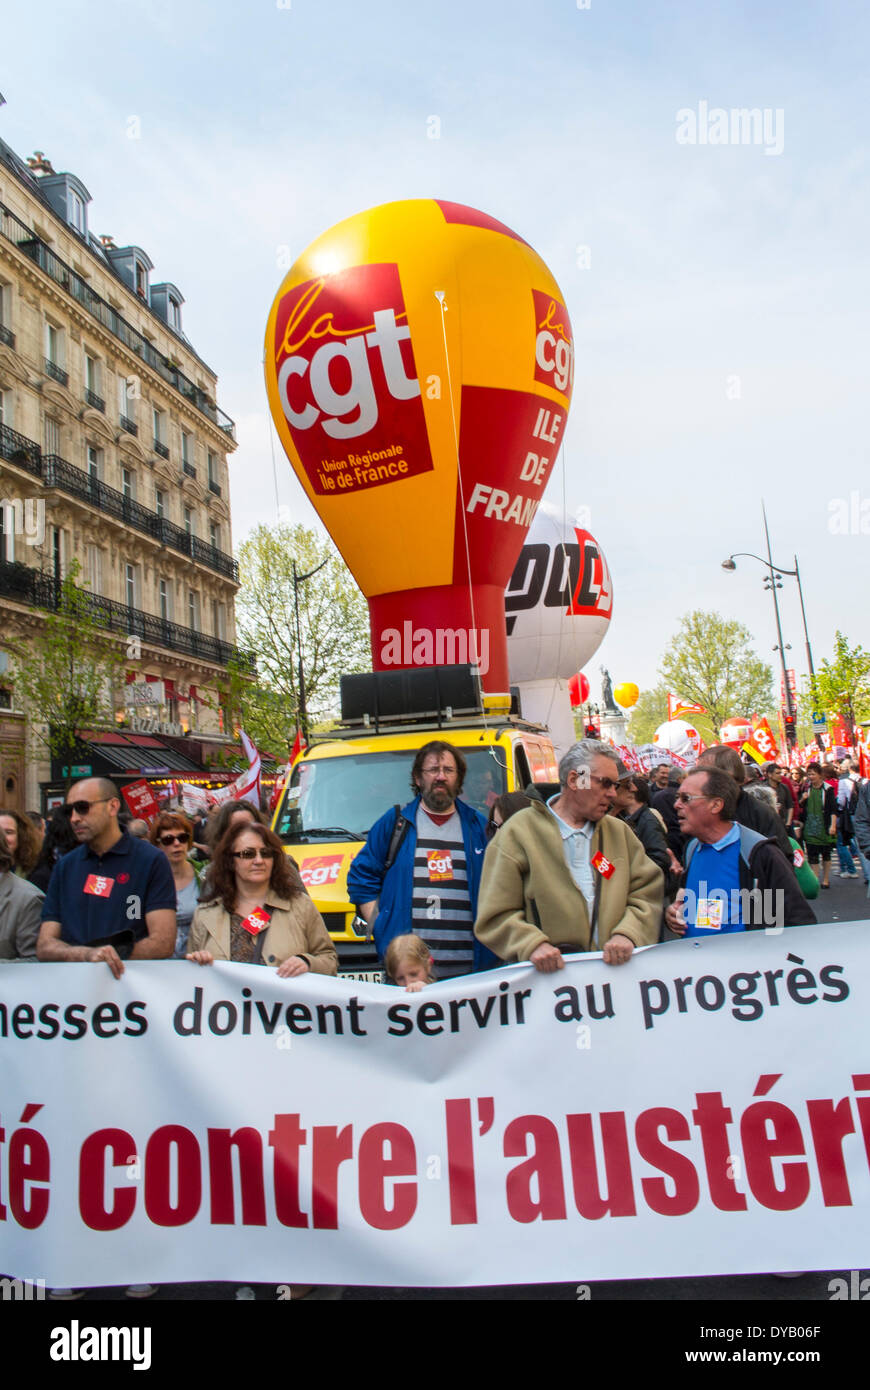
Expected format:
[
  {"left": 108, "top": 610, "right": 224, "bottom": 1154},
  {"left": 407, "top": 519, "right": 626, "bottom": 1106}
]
[{"left": 264, "top": 200, "right": 574, "bottom": 708}]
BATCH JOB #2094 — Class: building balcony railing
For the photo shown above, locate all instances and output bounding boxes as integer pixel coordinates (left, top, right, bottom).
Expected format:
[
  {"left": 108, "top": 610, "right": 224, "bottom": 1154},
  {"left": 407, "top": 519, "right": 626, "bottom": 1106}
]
[
  {"left": 85, "top": 388, "right": 105, "bottom": 412},
  {"left": 0, "top": 557, "right": 255, "bottom": 672},
  {"left": 0, "top": 324, "right": 15, "bottom": 349},
  {"left": 44, "top": 357, "right": 69, "bottom": 387},
  {"left": 0, "top": 422, "right": 42, "bottom": 477},
  {"left": 208, "top": 478, "right": 221, "bottom": 497},
  {"left": 0, "top": 199, "right": 236, "bottom": 441},
  {"left": 36, "top": 450, "right": 239, "bottom": 582},
  {"left": 120, "top": 415, "right": 138, "bottom": 436},
  {"left": 182, "top": 461, "right": 196, "bottom": 479},
  {"left": 153, "top": 439, "right": 169, "bottom": 458}
]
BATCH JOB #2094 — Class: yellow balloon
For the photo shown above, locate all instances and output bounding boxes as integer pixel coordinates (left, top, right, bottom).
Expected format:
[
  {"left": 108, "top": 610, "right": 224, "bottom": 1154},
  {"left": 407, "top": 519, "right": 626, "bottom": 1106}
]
[{"left": 614, "top": 682, "right": 639, "bottom": 709}]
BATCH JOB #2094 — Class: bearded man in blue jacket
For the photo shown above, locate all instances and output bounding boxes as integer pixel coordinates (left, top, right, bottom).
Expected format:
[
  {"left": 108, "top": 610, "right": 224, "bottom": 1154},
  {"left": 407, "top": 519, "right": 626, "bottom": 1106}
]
[{"left": 347, "top": 740, "right": 498, "bottom": 977}]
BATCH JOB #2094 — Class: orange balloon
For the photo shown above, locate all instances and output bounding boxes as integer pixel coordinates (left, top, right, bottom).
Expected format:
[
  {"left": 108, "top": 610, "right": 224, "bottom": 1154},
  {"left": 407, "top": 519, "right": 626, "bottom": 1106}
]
[
  {"left": 264, "top": 199, "right": 574, "bottom": 709},
  {"left": 613, "top": 682, "right": 639, "bottom": 709}
]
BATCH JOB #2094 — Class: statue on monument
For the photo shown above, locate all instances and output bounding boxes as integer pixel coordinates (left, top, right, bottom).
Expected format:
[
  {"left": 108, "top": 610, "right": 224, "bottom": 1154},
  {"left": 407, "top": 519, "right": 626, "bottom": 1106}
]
[{"left": 600, "top": 666, "right": 619, "bottom": 714}]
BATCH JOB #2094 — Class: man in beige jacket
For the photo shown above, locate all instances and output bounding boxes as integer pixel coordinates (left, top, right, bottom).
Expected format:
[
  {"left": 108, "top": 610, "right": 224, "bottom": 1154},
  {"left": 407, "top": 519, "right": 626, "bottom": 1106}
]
[{"left": 474, "top": 741, "right": 663, "bottom": 971}]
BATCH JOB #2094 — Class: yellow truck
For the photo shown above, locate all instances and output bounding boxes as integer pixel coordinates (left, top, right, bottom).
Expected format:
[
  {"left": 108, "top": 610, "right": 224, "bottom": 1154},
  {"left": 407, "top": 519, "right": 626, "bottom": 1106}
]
[{"left": 272, "top": 667, "right": 558, "bottom": 977}]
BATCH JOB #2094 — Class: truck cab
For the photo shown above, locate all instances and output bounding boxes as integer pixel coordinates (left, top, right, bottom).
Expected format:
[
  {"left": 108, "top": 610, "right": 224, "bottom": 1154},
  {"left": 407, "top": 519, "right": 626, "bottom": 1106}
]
[{"left": 271, "top": 666, "right": 558, "bottom": 976}]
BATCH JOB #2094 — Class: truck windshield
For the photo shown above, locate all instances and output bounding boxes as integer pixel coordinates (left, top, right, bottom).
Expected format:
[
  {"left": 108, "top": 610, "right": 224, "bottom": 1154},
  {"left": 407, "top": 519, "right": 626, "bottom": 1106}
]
[{"left": 275, "top": 748, "right": 507, "bottom": 842}]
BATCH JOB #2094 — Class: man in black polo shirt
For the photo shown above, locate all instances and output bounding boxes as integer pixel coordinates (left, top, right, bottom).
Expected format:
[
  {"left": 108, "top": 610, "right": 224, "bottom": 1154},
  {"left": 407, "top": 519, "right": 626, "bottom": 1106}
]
[{"left": 38, "top": 777, "right": 175, "bottom": 977}]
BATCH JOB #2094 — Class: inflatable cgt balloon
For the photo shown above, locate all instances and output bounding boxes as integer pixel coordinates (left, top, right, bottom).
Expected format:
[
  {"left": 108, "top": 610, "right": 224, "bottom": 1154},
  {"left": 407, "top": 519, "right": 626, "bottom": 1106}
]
[
  {"left": 654, "top": 719, "right": 704, "bottom": 761},
  {"left": 264, "top": 200, "right": 574, "bottom": 710}
]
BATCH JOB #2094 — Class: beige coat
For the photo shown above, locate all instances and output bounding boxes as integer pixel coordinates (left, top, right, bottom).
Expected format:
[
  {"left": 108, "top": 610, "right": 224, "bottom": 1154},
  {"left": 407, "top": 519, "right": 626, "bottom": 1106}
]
[
  {"left": 188, "top": 893, "right": 338, "bottom": 975},
  {"left": 474, "top": 800, "right": 663, "bottom": 962}
]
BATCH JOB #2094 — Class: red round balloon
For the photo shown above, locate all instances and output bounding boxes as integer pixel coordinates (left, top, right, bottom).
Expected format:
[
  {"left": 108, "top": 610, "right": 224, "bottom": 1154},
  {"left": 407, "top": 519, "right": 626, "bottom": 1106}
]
[{"left": 568, "top": 672, "right": 590, "bottom": 707}]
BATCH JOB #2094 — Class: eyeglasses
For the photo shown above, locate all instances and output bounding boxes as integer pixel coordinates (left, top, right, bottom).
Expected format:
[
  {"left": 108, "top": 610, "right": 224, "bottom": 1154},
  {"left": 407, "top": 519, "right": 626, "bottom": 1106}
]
[
  {"left": 675, "top": 792, "right": 709, "bottom": 804},
  {"left": 159, "top": 832, "right": 190, "bottom": 846},
  {"left": 421, "top": 764, "right": 456, "bottom": 776},
  {"left": 62, "top": 798, "right": 111, "bottom": 818},
  {"left": 233, "top": 847, "right": 276, "bottom": 861},
  {"left": 574, "top": 773, "right": 620, "bottom": 791}
]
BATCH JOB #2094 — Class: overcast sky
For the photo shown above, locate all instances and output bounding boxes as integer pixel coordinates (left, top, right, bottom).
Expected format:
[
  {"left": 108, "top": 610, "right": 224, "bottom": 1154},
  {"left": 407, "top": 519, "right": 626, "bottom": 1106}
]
[{"left": 3, "top": 0, "right": 867, "bottom": 704}]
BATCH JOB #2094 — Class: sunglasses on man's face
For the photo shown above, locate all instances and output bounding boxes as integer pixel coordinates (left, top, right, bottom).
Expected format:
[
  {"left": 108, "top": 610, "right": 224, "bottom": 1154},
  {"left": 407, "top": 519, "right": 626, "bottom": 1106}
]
[
  {"left": 159, "top": 832, "right": 190, "bottom": 846},
  {"left": 62, "top": 798, "right": 111, "bottom": 818}
]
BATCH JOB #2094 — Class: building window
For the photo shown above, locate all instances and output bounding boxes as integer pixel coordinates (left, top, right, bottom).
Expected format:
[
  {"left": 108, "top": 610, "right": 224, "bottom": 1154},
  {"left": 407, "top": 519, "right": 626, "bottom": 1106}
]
[
  {"left": 211, "top": 599, "right": 226, "bottom": 640},
  {"left": 51, "top": 527, "right": 69, "bottom": 582},
  {"left": 181, "top": 431, "right": 191, "bottom": 465},
  {"left": 0, "top": 500, "right": 14, "bottom": 562},
  {"left": 209, "top": 520, "right": 220, "bottom": 551},
  {"left": 86, "top": 544, "right": 103, "bottom": 593},
  {"left": 86, "top": 445, "right": 101, "bottom": 480},
  {"left": 68, "top": 190, "right": 86, "bottom": 235},
  {"left": 168, "top": 296, "right": 182, "bottom": 331},
  {"left": 45, "top": 321, "right": 64, "bottom": 367},
  {"left": 43, "top": 417, "right": 60, "bottom": 456},
  {"left": 0, "top": 281, "right": 11, "bottom": 336},
  {"left": 135, "top": 261, "right": 149, "bottom": 299},
  {"left": 84, "top": 352, "right": 100, "bottom": 393},
  {"left": 184, "top": 506, "right": 194, "bottom": 538},
  {"left": 121, "top": 467, "right": 135, "bottom": 501},
  {"left": 188, "top": 590, "right": 201, "bottom": 629},
  {"left": 155, "top": 487, "right": 165, "bottom": 519},
  {"left": 125, "top": 563, "right": 139, "bottom": 609},
  {"left": 153, "top": 406, "right": 165, "bottom": 441},
  {"left": 207, "top": 452, "right": 216, "bottom": 485},
  {"left": 159, "top": 578, "right": 172, "bottom": 621},
  {"left": 0, "top": 387, "right": 7, "bottom": 427}
]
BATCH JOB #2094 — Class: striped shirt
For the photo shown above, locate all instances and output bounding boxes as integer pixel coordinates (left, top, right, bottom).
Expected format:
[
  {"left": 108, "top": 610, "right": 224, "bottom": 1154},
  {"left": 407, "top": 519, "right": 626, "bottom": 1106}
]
[{"left": 411, "top": 807, "right": 474, "bottom": 977}]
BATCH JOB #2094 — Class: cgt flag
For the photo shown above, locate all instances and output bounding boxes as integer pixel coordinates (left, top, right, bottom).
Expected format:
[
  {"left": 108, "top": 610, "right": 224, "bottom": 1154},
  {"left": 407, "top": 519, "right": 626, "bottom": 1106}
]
[{"left": 667, "top": 693, "right": 709, "bottom": 721}]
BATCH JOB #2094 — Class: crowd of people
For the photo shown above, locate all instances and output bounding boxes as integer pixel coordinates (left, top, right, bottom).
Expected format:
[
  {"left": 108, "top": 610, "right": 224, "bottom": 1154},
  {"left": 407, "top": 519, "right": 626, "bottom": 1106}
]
[{"left": 1, "top": 739, "right": 867, "bottom": 1298}]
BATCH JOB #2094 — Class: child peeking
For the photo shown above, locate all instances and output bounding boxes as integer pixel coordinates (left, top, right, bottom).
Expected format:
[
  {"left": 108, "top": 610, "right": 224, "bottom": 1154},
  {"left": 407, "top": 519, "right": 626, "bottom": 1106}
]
[{"left": 384, "top": 933, "right": 436, "bottom": 992}]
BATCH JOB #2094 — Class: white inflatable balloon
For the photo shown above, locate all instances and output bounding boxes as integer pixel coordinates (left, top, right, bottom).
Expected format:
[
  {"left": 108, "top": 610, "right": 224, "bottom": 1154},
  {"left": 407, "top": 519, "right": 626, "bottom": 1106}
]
[
  {"left": 654, "top": 719, "right": 703, "bottom": 760},
  {"left": 505, "top": 510, "right": 613, "bottom": 685}
]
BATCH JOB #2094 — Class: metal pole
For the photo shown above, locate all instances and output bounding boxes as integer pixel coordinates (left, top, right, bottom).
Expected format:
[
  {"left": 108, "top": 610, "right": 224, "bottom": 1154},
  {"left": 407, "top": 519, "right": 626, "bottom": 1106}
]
[
  {"left": 292, "top": 556, "right": 328, "bottom": 745},
  {"left": 762, "top": 503, "right": 796, "bottom": 728}
]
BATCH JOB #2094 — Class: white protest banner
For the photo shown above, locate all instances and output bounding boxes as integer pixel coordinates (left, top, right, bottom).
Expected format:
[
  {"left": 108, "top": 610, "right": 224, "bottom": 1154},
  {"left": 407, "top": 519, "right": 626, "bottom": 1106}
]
[{"left": 1, "top": 922, "right": 868, "bottom": 1289}]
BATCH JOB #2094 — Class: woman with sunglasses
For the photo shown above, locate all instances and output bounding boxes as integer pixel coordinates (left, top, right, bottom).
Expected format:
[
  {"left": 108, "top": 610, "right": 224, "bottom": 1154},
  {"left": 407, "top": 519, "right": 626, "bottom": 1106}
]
[
  {"left": 148, "top": 812, "right": 204, "bottom": 957},
  {"left": 186, "top": 821, "right": 338, "bottom": 978}
]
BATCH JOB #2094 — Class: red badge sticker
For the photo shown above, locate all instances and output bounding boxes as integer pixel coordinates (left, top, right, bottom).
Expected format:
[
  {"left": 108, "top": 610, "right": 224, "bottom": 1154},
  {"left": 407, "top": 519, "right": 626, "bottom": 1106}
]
[
  {"left": 242, "top": 907, "right": 271, "bottom": 937},
  {"left": 84, "top": 874, "right": 115, "bottom": 898},
  {"left": 591, "top": 852, "right": 615, "bottom": 879},
  {"left": 117, "top": 873, "right": 130, "bottom": 884},
  {"left": 427, "top": 849, "right": 454, "bottom": 882}
]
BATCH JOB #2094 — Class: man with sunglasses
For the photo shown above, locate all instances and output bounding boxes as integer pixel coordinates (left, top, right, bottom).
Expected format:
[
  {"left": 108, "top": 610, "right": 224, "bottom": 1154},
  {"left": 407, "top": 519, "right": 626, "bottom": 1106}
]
[
  {"left": 664, "top": 766, "right": 816, "bottom": 936},
  {"left": 474, "top": 740, "right": 663, "bottom": 971},
  {"left": 37, "top": 778, "right": 176, "bottom": 977}
]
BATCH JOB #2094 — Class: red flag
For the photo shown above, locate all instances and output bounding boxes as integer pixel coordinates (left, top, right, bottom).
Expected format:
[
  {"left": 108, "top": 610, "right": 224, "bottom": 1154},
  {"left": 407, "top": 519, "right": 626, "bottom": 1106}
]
[
  {"left": 668, "top": 692, "right": 709, "bottom": 721},
  {"left": 289, "top": 727, "right": 307, "bottom": 766}
]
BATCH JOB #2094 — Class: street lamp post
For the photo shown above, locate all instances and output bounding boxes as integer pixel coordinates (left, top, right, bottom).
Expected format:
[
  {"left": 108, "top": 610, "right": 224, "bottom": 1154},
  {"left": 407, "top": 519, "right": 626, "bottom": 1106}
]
[
  {"left": 292, "top": 557, "right": 328, "bottom": 744},
  {"left": 721, "top": 503, "right": 817, "bottom": 749}
]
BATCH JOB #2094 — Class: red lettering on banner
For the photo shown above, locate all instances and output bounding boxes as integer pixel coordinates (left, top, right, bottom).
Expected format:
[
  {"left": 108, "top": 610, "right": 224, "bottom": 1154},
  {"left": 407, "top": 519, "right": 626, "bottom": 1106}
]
[
  {"left": 312, "top": 1124, "right": 354, "bottom": 1230},
  {"left": 805, "top": 1098, "right": 856, "bottom": 1206},
  {"left": 79, "top": 1128, "right": 136, "bottom": 1231},
  {"left": 566, "top": 1112, "right": 637, "bottom": 1219},
  {"left": 358, "top": 1123, "right": 417, "bottom": 1230},
  {"left": 691, "top": 1092, "right": 747, "bottom": 1211},
  {"left": 504, "top": 1115, "right": 567, "bottom": 1222},
  {"left": 445, "top": 1098, "right": 479, "bottom": 1225},
  {"left": 739, "top": 1101, "right": 810, "bottom": 1211},
  {"left": 207, "top": 1128, "right": 267, "bottom": 1226},
  {"left": 8, "top": 1120, "right": 50, "bottom": 1230},
  {"left": 268, "top": 1113, "right": 309, "bottom": 1228},
  {"left": 634, "top": 1108, "right": 700, "bottom": 1216},
  {"left": 144, "top": 1126, "right": 202, "bottom": 1226}
]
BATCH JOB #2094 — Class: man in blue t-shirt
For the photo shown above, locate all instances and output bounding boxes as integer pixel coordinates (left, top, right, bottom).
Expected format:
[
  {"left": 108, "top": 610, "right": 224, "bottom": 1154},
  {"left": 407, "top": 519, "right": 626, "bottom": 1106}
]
[
  {"left": 38, "top": 777, "right": 175, "bottom": 977},
  {"left": 664, "top": 765, "right": 815, "bottom": 936}
]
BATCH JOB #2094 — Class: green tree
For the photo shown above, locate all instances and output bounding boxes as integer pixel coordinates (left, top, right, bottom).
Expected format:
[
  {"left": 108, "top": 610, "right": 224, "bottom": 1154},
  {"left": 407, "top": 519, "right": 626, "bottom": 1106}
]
[
  {"left": 799, "top": 631, "right": 870, "bottom": 736},
  {"left": 657, "top": 610, "right": 774, "bottom": 737},
  {"left": 7, "top": 561, "right": 124, "bottom": 763},
  {"left": 230, "top": 523, "right": 371, "bottom": 754}
]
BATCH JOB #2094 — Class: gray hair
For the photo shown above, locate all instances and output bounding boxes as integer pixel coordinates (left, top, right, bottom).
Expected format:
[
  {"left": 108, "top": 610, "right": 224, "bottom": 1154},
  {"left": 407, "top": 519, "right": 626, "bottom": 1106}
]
[
  {"left": 743, "top": 781, "right": 779, "bottom": 816},
  {"left": 558, "top": 740, "right": 619, "bottom": 788}
]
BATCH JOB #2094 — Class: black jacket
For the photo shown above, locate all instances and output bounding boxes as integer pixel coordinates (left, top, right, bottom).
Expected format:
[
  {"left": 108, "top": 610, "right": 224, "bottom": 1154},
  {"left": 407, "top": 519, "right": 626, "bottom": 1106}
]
[
  {"left": 735, "top": 788, "right": 793, "bottom": 859},
  {"left": 623, "top": 805, "right": 671, "bottom": 883},
  {"left": 651, "top": 787, "right": 685, "bottom": 858}
]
